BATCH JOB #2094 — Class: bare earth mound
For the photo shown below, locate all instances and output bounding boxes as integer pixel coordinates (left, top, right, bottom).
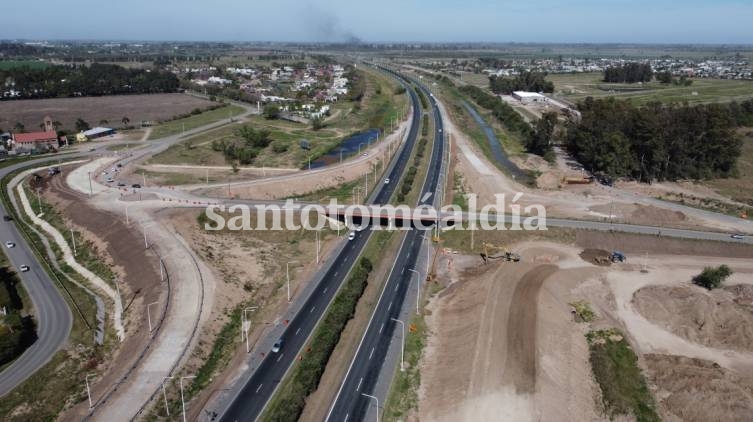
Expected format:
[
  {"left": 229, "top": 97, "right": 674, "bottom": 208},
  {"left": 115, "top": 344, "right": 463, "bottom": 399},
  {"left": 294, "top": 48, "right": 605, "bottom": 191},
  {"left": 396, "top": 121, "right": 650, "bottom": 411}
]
[
  {"left": 645, "top": 354, "right": 753, "bottom": 422},
  {"left": 633, "top": 284, "right": 753, "bottom": 352}
]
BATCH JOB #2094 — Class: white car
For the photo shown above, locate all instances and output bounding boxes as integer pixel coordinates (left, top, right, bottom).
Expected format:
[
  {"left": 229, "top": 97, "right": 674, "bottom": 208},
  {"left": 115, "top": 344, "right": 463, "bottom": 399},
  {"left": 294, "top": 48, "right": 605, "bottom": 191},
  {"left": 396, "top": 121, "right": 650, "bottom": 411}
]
[
  {"left": 348, "top": 232, "right": 356, "bottom": 241},
  {"left": 272, "top": 338, "right": 283, "bottom": 353},
  {"left": 356, "top": 225, "right": 365, "bottom": 232},
  {"left": 384, "top": 178, "right": 390, "bottom": 184},
  {"left": 5, "top": 241, "right": 15, "bottom": 248},
  {"left": 19, "top": 265, "right": 30, "bottom": 272}
]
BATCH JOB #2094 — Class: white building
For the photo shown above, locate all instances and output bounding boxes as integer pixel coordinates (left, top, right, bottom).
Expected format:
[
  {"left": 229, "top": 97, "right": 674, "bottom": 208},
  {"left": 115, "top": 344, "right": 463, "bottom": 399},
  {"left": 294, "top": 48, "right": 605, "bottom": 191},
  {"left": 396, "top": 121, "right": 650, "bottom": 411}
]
[{"left": 512, "top": 91, "right": 549, "bottom": 105}]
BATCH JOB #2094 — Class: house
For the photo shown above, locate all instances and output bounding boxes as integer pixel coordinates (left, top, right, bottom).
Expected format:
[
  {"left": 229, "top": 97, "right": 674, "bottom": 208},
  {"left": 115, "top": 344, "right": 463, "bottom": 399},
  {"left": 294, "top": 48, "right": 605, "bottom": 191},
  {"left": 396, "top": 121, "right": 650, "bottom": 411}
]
[
  {"left": 11, "top": 131, "right": 58, "bottom": 150},
  {"left": 512, "top": 91, "right": 549, "bottom": 105}
]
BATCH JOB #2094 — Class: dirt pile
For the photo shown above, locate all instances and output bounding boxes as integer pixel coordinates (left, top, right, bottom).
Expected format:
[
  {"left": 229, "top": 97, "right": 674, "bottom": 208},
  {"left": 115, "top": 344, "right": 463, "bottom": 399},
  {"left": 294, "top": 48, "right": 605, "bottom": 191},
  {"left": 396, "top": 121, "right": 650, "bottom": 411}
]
[
  {"left": 633, "top": 284, "right": 753, "bottom": 352},
  {"left": 645, "top": 354, "right": 753, "bottom": 422},
  {"left": 579, "top": 248, "right": 612, "bottom": 266}
]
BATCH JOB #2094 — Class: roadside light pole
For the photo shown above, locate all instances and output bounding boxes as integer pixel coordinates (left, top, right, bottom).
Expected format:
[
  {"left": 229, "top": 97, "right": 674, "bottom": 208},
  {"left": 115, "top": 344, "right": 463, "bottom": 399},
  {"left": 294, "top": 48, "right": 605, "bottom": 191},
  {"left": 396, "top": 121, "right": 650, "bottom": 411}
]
[
  {"left": 161, "top": 376, "right": 174, "bottom": 416},
  {"left": 409, "top": 269, "right": 420, "bottom": 315},
  {"left": 85, "top": 373, "right": 96, "bottom": 408},
  {"left": 361, "top": 393, "right": 380, "bottom": 422},
  {"left": 70, "top": 225, "right": 77, "bottom": 256},
  {"left": 147, "top": 301, "right": 160, "bottom": 332},
  {"left": 180, "top": 376, "right": 196, "bottom": 422},
  {"left": 391, "top": 318, "right": 405, "bottom": 371},
  {"left": 141, "top": 221, "right": 149, "bottom": 249},
  {"left": 315, "top": 230, "right": 320, "bottom": 265},
  {"left": 286, "top": 261, "right": 298, "bottom": 302},
  {"left": 242, "top": 306, "right": 258, "bottom": 353},
  {"left": 87, "top": 171, "right": 93, "bottom": 197}
]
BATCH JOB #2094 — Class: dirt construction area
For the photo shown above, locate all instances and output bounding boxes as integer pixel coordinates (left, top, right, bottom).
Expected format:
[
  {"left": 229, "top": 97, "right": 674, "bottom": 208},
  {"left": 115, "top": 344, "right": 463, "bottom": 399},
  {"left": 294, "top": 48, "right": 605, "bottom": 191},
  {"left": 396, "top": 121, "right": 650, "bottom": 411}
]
[{"left": 418, "top": 235, "right": 753, "bottom": 422}]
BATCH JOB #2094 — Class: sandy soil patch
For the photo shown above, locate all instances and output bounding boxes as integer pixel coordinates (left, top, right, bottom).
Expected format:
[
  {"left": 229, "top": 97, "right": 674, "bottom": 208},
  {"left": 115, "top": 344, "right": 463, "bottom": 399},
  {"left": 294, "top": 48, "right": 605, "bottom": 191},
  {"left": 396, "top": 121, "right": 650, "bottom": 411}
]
[{"left": 633, "top": 284, "right": 753, "bottom": 352}]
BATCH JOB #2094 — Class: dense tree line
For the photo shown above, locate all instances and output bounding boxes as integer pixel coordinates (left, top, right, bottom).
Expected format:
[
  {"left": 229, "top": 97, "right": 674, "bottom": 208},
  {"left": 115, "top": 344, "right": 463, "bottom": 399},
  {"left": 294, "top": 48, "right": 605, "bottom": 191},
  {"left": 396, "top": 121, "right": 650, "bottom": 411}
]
[
  {"left": 489, "top": 71, "right": 554, "bottom": 94},
  {"left": 459, "top": 84, "right": 533, "bottom": 141},
  {"left": 566, "top": 97, "right": 753, "bottom": 181},
  {"left": 0, "top": 63, "right": 179, "bottom": 99},
  {"left": 603, "top": 63, "right": 653, "bottom": 83}
]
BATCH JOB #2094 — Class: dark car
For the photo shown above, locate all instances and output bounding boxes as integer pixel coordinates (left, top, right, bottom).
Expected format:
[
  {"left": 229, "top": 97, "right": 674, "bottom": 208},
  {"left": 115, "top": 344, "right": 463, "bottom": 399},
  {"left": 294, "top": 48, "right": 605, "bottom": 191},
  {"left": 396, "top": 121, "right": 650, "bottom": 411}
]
[
  {"left": 3, "top": 215, "right": 12, "bottom": 221},
  {"left": 132, "top": 184, "right": 141, "bottom": 188},
  {"left": 731, "top": 234, "right": 744, "bottom": 240}
]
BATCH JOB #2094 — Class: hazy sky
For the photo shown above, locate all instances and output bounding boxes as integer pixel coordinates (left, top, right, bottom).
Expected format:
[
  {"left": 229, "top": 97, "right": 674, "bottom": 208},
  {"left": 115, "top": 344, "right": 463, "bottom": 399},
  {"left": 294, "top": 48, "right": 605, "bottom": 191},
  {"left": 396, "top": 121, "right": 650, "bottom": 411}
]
[{"left": 3, "top": 0, "right": 752, "bottom": 44}]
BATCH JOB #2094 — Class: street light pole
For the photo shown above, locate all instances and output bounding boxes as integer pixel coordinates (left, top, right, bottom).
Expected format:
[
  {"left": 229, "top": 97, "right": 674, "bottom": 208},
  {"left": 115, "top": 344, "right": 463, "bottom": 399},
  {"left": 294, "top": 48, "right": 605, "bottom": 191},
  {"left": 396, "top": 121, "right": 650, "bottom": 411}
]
[
  {"left": 409, "top": 269, "right": 420, "bottom": 315},
  {"left": 180, "top": 376, "right": 196, "bottom": 422},
  {"left": 161, "top": 376, "right": 174, "bottom": 416},
  {"left": 87, "top": 171, "right": 93, "bottom": 197},
  {"left": 85, "top": 373, "right": 96, "bottom": 408},
  {"left": 361, "top": 393, "right": 380, "bottom": 422},
  {"left": 315, "top": 230, "right": 320, "bottom": 265},
  {"left": 147, "top": 301, "right": 160, "bottom": 332},
  {"left": 242, "top": 306, "right": 258, "bottom": 353},
  {"left": 286, "top": 261, "right": 298, "bottom": 302},
  {"left": 70, "top": 226, "right": 77, "bottom": 256},
  {"left": 391, "top": 318, "right": 405, "bottom": 371}
]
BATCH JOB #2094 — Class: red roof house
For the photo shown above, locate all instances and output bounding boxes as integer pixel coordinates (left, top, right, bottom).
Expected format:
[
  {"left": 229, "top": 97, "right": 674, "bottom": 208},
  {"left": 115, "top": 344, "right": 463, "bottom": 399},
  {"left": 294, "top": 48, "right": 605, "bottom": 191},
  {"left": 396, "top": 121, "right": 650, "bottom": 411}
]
[{"left": 12, "top": 131, "right": 58, "bottom": 148}]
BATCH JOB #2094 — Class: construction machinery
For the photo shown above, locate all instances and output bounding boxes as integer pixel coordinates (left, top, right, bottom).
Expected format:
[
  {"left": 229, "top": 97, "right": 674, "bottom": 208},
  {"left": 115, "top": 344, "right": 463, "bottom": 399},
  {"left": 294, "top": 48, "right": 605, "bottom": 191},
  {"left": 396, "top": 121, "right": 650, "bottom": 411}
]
[
  {"left": 610, "top": 250, "right": 626, "bottom": 263},
  {"left": 481, "top": 242, "right": 521, "bottom": 263}
]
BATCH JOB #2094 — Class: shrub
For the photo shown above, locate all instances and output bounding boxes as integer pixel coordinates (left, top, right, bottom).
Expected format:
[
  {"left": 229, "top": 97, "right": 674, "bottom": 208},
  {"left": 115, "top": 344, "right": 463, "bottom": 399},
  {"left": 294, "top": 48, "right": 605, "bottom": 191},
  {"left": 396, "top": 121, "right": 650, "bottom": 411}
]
[{"left": 692, "top": 265, "right": 732, "bottom": 290}]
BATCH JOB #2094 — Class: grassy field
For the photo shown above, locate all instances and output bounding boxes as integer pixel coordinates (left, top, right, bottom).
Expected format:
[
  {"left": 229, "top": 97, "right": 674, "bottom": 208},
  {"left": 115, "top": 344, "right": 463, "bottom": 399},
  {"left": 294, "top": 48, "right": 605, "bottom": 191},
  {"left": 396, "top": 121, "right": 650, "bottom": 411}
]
[
  {"left": 704, "top": 128, "right": 753, "bottom": 207},
  {"left": 587, "top": 329, "right": 661, "bottom": 422},
  {"left": 147, "top": 104, "right": 245, "bottom": 140},
  {"left": 0, "top": 60, "right": 50, "bottom": 70},
  {"left": 150, "top": 67, "right": 408, "bottom": 169},
  {"left": 548, "top": 72, "right": 753, "bottom": 105}
]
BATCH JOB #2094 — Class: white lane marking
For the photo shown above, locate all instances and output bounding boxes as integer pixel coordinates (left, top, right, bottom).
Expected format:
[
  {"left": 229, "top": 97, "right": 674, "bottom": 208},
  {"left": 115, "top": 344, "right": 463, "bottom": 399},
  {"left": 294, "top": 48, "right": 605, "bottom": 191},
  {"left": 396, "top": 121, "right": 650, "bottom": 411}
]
[
  {"left": 379, "top": 323, "right": 384, "bottom": 334},
  {"left": 368, "top": 347, "right": 375, "bottom": 360},
  {"left": 345, "top": 414, "right": 349, "bottom": 422},
  {"left": 255, "top": 384, "right": 263, "bottom": 393},
  {"left": 394, "top": 284, "right": 398, "bottom": 292},
  {"left": 356, "top": 377, "right": 363, "bottom": 391},
  {"left": 334, "top": 271, "right": 339, "bottom": 277},
  {"left": 401, "top": 267, "right": 405, "bottom": 275},
  {"left": 388, "top": 301, "right": 393, "bottom": 311},
  {"left": 310, "top": 306, "right": 316, "bottom": 313},
  {"left": 295, "top": 328, "right": 301, "bottom": 335},
  {"left": 323, "top": 287, "right": 328, "bottom": 294},
  {"left": 277, "top": 353, "right": 285, "bottom": 362}
]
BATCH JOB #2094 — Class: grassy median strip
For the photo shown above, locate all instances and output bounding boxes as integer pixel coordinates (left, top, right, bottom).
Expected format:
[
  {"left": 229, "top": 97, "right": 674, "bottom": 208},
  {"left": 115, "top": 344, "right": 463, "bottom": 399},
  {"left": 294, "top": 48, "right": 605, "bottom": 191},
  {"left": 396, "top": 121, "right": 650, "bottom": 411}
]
[
  {"left": 586, "top": 329, "right": 660, "bottom": 422},
  {"left": 261, "top": 256, "right": 374, "bottom": 421}
]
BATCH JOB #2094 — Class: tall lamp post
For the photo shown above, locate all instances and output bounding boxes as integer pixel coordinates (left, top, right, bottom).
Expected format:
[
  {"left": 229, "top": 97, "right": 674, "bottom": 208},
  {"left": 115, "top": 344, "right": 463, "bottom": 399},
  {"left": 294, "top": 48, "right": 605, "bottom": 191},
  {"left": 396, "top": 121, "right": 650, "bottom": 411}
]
[
  {"left": 391, "top": 318, "right": 405, "bottom": 371},
  {"left": 408, "top": 269, "right": 420, "bottom": 315}
]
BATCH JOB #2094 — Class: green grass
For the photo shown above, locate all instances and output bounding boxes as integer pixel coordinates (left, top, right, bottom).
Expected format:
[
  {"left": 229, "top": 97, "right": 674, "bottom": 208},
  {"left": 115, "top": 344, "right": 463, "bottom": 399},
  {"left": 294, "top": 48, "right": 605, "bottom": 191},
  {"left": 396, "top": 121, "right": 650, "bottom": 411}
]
[
  {"left": 148, "top": 104, "right": 245, "bottom": 140},
  {"left": 587, "top": 329, "right": 660, "bottom": 422},
  {"left": 548, "top": 72, "right": 753, "bottom": 105},
  {"left": 569, "top": 301, "right": 596, "bottom": 322}
]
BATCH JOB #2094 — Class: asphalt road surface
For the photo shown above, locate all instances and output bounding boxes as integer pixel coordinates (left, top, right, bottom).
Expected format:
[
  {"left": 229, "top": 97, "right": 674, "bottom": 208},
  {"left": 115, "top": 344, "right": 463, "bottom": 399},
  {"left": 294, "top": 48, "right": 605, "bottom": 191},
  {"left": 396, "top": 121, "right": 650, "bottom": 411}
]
[
  {"left": 218, "top": 69, "right": 423, "bottom": 422},
  {"left": 326, "top": 80, "right": 445, "bottom": 422},
  {"left": 0, "top": 157, "right": 74, "bottom": 397}
]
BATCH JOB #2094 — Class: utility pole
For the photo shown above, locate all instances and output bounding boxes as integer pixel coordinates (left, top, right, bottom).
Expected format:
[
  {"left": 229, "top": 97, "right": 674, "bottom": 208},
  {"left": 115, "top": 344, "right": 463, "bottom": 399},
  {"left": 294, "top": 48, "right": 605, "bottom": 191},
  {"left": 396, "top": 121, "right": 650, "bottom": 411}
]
[
  {"left": 361, "top": 393, "right": 380, "bottom": 422},
  {"left": 315, "top": 230, "right": 320, "bottom": 265},
  {"left": 85, "top": 373, "right": 96, "bottom": 408},
  {"left": 147, "top": 301, "right": 159, "bottom": 332},
  {"left": 161, "top": 376, "right": 174, "bottom": 416},
  {"left": 70, "top": 226, "right": 77, "bottom": 256},
  {"left": 286, "top": 261, "right": 298, "bottom": 302},
  {"left": 242, "top": 306, "right": 257, "bottom": 353},
  {"left": 87, "top": 171, "right": 93, "bottom": 197},
  {"left": 180, "top": 376, "right": 196, "bottom": 422}
]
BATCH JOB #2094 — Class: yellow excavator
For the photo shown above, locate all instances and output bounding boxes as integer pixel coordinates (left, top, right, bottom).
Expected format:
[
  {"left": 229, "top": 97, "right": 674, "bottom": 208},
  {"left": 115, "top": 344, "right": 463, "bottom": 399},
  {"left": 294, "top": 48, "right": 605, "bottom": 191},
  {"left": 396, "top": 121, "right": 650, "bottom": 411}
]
[{"left": 480, "top": 242, "right": 521, "bottom": 263}]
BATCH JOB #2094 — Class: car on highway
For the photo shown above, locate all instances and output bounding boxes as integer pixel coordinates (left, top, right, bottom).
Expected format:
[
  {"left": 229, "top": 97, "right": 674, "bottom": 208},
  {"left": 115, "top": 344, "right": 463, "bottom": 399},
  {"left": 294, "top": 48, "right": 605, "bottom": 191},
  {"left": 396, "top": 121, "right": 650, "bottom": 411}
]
[
  {"left": 348, "top": 231, "right": 356, "bottom": 241},
  {"left": 5, "top": 241, "right": 15, "bottom": 248},
  {"left": 384, "top": 178, "right": 390, "bottom": 184},
  {"left": 731, "top": 234, "right": 745, "bottom": 240},
  {"left": 132, "top": 183, "right": 141, "bottom": 188},
  {"left": 3, "top": 215, "right": 12, "bottom": 221},
  {"left": 117, "top": 182, "right": 126, "bottom": 187},
  {"left": 106, "top": 177, "right": 114, "bottom": 183},
  {"left": 272, "top": 338, "right": 283, "bottom": 353},
  {"left": 19, "top": 265, "right": 30, "bottom": 272},
  {"left": 88, "top": 147, "right": 96, "bottom": 152},
  {"left": 356, "top": 225, "right": 365, "bottom": 232}
]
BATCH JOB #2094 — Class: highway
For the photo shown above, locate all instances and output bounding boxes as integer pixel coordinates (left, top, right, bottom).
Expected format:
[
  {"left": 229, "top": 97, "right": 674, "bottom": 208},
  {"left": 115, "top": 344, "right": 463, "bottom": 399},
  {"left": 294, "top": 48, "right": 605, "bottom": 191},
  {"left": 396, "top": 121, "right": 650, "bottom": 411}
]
[
  {"left": 218, "top": 69, "right": 423, "bottom": 421},
  {"left": 0, "top": 157, "right": 74, "bottom": 397},
  {"left": 326, "top": 80, "right": 445, "bottom": 422}
]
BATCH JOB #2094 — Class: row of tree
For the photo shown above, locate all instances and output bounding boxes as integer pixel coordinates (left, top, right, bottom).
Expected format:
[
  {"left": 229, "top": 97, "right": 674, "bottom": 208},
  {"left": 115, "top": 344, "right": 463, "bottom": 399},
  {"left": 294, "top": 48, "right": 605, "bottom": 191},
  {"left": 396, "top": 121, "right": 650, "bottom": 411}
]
[
  {"left": 566, "top": 97, "right": 753, "bottom": 181},
  {"left": 1, "top": 63, "right": 180, "bottom": 99},
  {"left": 602, "top": 62, "right": 653, "bottom": 83},
  {"left": 489, "top": 71, "right": 554, "bottom": 94}
]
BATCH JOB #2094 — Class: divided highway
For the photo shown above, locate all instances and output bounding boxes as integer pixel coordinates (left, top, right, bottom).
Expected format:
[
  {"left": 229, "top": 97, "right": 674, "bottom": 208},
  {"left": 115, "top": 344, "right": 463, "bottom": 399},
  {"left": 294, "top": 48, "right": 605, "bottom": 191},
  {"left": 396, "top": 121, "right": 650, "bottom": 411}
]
[
  {"left": 218, "top": 69, "right": 423, "bottom": 421},
  {"left": 326, "top": 79, "right": 445, "bottom": 421}
]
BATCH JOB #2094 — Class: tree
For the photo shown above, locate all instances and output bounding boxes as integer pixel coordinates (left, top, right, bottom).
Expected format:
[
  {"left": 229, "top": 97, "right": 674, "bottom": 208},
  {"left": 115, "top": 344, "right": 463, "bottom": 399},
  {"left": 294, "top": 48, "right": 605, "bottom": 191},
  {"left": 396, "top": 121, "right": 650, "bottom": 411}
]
[
  {"left": 121, "top": 116, "right": 130, "bottom": 126},
  {"left": 99, "top": 119, "right": 109, "bottom": 126},
  {"left": 311, "top": 116, "right": 324, "bottom": 131},
  {"left": 13, "top": 122, "right": 25, "bottom": 133},
  {"left": 692, "top": 265, "right": 732, "bottom": 290},
  {"left": 527, "top": 112, "right": 558, "bottom": 158},
  {"left": 75, "top": 118, "right": 90, "bottom": 132},
  {"left": 263, "top": 104, "right": 280, "bottom": 120},
  {"left": 656, "top": 71, "right": 673, "bottom": 84}
]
